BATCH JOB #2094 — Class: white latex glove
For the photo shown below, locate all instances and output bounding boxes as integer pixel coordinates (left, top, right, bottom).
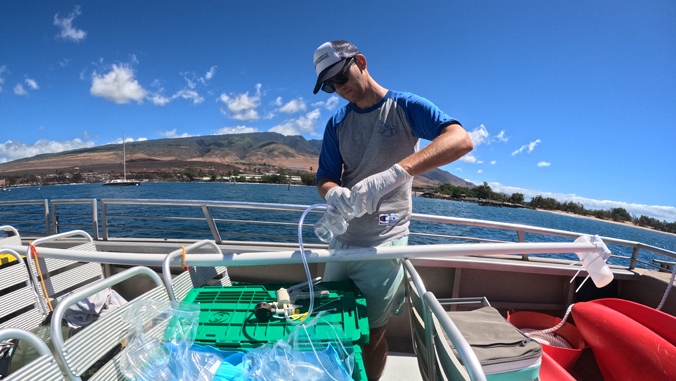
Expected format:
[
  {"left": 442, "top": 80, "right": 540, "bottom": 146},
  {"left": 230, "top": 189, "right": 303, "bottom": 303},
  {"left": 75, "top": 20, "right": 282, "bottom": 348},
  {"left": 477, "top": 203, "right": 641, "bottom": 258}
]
[
  {"left": 351, "top": 164, "right": 412, "bottom": 215},
  {"left": 325, "top": 186, "right": 354, "bottom": 219}
]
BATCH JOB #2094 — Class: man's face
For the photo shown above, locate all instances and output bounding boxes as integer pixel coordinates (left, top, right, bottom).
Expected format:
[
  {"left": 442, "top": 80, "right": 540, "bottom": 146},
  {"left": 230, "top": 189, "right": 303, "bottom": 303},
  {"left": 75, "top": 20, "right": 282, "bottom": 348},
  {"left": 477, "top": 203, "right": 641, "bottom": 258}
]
[{"left": 333, "top": 57, "right": 365, "bottom": 103}]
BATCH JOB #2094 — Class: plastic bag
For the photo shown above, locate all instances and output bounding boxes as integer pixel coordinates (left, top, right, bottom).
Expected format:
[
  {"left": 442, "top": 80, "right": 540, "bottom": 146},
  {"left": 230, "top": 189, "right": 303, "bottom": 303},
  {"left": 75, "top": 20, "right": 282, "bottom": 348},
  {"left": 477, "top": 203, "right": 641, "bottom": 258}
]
[
  {"left": 119, "top": 299, "right": 200, "bottom": 381},
  {"left": 239, "top": 312, "right": 355, "bottom": 381}
]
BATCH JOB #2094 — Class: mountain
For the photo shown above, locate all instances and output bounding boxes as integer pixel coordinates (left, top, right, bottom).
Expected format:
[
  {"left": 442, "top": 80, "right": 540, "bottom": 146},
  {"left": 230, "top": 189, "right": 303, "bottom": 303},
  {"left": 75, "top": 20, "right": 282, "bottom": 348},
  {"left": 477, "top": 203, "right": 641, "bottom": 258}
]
[
  {"left": 417, "top": 168, "right": 475, "bottom": 188},
  {"left": 0, "top": 132, "right": 472, "bottom": 187}
]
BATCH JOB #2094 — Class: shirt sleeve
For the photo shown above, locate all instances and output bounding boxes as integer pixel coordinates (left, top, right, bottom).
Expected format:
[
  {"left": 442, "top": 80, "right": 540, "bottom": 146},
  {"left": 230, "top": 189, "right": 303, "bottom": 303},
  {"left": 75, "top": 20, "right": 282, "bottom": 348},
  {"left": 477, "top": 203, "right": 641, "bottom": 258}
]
[
  {"left": 316, "top": 117, "right": 343, "bottom": 186},
  {"left": 396, "top": 93, "right": 460, "bottom": 141}
]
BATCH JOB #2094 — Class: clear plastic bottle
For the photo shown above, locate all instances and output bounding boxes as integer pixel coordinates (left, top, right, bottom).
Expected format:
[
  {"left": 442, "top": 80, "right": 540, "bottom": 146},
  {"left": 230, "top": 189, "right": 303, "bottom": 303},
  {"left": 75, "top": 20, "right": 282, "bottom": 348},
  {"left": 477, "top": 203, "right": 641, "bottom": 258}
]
[{"left": 313, "top": 211, "right": 349, "bottom": 243}]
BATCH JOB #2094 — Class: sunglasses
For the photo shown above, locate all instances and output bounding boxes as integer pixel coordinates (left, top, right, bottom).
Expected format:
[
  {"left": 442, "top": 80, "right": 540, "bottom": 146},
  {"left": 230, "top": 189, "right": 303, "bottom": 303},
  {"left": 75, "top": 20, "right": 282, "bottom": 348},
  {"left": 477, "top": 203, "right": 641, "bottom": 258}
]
[{"left": 321, "top": 57, "right": 355, "bottom": 93}]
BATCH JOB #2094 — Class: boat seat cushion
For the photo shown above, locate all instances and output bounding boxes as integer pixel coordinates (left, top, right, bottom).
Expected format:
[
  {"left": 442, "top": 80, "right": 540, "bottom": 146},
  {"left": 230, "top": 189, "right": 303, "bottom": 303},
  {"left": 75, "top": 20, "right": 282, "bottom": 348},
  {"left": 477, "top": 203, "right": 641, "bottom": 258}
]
[{"left": 445, "top": 307, "right": 542, "bottom": 368}]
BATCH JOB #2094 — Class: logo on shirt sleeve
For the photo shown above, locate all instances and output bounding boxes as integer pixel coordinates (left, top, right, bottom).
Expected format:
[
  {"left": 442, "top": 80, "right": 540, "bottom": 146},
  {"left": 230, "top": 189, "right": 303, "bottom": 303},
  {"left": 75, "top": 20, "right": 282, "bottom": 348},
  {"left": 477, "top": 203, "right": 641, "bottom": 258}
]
[{"left": 379, "top": 213, "right": 399, "bottom": 225}]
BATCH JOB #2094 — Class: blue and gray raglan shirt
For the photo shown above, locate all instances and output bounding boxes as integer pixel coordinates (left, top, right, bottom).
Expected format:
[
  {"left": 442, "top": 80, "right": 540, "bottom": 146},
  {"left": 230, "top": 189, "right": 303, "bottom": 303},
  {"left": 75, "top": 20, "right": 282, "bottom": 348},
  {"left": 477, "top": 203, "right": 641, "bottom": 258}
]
[{"left": 317, "top": 90, "right": 460, "bottom": 247}]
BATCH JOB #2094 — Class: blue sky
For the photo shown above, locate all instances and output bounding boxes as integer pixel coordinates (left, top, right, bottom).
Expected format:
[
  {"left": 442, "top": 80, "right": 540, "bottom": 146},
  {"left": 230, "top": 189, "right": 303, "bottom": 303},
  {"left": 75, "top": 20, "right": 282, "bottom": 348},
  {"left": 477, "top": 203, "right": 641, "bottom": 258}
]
[{"left": 1, "top": 1, "right": 674, "bottom": 221}]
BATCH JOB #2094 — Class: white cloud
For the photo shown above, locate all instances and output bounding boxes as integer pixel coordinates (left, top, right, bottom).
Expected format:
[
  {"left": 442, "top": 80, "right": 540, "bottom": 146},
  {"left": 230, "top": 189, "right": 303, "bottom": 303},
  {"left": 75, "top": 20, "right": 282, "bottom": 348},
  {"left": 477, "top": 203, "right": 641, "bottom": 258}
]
[
  {"left": 496, "top": 130, "right": 508, "bottom": 142},
  {"left": 59, "top": 59, "right": 70, "bottom": 67},
  {"left": 150, "top": 93, "right": 171, "bottom": 106},
  {"left": 468, "top": 124, "right": 489, "bottom": 147},
  {"left": 130, "top": 54, "right": 139, "bottom": 64},
  {"left": 490, "top": 161, "right": 496, "bottom": 165},
  {"left": 172, "top": 88, "right": 203, "bottom": 104},
  {"left": 481, "top": 181, "right": 676, "bottom": 222},
  {"left": 455, "top": 168, "right": 462, "bottom": 171},
  {"left": 157, "top": 129, "right": 191, "bottom": 138},
  {"left": 477, "top": 169, "right": 483, "bottom": 174},
  {"left": 14, "top": 84, "right": 27, "bottom": 95},
  {"left": 219, "top": 84, "right": 262, "bottom": 121},
  {"left": 205, "top": 66, "right": 216, "bottom": 80},
  {"left": 460, "top": 154, "right": 478, "bottom": 163},
  {"left": 311, "top": 96, "right": 340, "bottom": 110},
  {"left": 216, "top": 126, "right": 258, "bottom": 135},
  {"left": 460, "top": 124, "right": 492, "bottom": 163},
  {"left": 54, "top": 6, "right": 86, "bottom": 42},
  {"left": 90, "top": 65, "right": 146, "bottom": 104},
  {"left": 82, "top": 131, "right": 91, "bottom": 140},
  {"left": 477, "top": 160, "right": 484, "bottom": 164},
  {"left": 512, "top": 139, "right": 541, "bottom": 155},
  {"left": 270, "top": 108, "right": 321, "bottom": 136},
  {"left": 220, "top": 90, "right": 260, "bottom": 111},
  {"left": 228, "top": 108, "right": 260, "bottom": 121},
  {"left": 107, "top": 136, "right": 142, "bottom": 144},
  {"left": 0, "top": 138, "right": 95, "bottom": 163},
  {"left": 25, "top": 78, "right": 38, "bottom": 90},
  {"left": 537, "top": 161, "right": 551, "bottom": 167},
  {"left": 278, "top": 98, "right": 307, "bottom": 114},
  {"left": 38, "top": 126, "right": 44, "bottom": 130}
]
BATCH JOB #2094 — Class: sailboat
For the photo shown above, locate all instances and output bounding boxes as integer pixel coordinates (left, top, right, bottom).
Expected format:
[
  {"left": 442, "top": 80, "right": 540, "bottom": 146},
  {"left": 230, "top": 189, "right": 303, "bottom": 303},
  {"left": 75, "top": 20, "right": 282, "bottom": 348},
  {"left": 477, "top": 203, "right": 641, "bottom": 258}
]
[{"left": 103, "top": 133, "right": 140, "bottom": 186}]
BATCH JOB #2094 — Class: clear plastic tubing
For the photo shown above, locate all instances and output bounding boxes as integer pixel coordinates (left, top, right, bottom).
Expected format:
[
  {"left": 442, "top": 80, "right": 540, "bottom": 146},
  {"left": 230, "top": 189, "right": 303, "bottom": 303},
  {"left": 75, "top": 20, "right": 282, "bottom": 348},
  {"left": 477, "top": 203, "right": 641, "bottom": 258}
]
[{"left": 290, "top": 203, "right": 328, "bottom": 325}]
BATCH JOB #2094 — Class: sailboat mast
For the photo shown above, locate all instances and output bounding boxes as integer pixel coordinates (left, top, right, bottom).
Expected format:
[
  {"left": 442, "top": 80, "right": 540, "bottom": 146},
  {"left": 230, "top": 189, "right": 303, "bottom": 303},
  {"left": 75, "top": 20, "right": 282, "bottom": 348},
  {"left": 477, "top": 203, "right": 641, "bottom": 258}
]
[{"left": 123, "top": 133, "right": 126, "bottom": 181}]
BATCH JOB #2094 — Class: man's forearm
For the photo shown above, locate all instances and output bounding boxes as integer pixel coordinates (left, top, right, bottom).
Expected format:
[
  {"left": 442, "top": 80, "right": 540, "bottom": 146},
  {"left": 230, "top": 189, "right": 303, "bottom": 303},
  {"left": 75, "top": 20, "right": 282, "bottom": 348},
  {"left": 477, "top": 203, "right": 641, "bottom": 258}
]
[
  {"left": 317, "top": 178, "right": 340, "bottom": 200},
  {"left": 398, "top": 123, "right": 473, "bottom": 176}
]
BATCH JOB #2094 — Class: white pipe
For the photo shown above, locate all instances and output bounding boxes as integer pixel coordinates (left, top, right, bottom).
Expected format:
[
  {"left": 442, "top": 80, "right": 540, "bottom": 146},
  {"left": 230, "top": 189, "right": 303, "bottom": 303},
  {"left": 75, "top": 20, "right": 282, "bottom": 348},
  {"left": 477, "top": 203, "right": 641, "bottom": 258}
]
[{"left": 2, "top": 241, "right": 603, "bottom": 268}]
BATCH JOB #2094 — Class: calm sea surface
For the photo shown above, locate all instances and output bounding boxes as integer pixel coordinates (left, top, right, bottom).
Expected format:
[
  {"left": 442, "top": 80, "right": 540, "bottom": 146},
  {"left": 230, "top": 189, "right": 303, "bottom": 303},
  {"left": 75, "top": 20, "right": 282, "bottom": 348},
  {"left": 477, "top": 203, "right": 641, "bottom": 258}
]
[{"left": 1, "top": 182, "right": 675, "bottom": 269}]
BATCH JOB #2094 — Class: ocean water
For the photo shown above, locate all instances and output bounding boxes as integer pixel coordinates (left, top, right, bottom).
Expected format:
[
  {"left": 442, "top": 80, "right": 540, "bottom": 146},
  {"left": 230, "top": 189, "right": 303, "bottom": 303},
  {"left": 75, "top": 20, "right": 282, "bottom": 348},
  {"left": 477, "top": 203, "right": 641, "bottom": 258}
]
[{"left": 1, "top": 182, "right": 675, "bottom": 269}]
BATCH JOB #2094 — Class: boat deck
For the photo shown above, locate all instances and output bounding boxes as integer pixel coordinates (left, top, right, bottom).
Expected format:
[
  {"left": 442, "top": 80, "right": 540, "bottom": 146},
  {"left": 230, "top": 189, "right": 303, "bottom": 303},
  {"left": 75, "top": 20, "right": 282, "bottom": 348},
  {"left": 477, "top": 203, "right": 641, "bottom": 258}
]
[{"left": 383, "top": 352, "right": 423, "bottom": 381}]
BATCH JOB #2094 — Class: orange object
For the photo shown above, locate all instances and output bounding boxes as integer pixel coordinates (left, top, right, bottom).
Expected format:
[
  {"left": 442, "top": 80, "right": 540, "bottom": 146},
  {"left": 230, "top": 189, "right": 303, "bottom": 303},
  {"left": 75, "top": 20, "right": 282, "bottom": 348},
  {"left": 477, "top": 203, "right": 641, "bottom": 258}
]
[
  {"left": 30, "top": 242, "right": 54, "bottom": 312},
  {"left": 507, "top": 310, "right": 586, "bottom": 371},
  {"left": 181, "top": 246, "right": 189, "bottom": 271}
]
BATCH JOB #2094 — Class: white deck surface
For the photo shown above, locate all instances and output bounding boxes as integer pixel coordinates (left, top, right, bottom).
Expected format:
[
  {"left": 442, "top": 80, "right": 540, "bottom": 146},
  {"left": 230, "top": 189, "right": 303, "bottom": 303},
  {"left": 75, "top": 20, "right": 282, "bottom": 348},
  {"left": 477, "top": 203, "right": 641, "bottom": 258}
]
[{"left": 382, "top": 352, "right": 424, "bottom": 381}]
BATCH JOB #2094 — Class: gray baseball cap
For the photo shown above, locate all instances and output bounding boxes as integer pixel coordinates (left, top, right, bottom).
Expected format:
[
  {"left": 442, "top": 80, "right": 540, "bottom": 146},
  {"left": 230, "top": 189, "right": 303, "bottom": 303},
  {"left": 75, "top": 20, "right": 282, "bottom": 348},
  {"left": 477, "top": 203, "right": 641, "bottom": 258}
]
[{"left": 313, "top": 40, "right": 360, "bottom": 94}]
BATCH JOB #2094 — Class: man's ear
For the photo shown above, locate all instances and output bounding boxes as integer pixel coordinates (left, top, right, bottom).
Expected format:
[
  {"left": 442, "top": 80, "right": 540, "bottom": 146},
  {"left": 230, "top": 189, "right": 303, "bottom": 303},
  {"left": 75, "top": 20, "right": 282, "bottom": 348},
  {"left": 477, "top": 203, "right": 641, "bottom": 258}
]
[{"left": 355, "top": 54, "right": 367, "bottom": 71}]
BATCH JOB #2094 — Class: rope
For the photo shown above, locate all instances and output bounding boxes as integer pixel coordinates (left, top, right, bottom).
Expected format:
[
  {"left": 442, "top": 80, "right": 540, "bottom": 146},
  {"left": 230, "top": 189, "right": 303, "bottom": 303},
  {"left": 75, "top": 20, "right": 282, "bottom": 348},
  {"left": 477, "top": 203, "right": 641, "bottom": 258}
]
[
  {"left": 29, "top": 243, "right": 53, "bottom": 312},
  {"left": 658, "top": 264, "right": 676, "bottom": 311},
  {"left": 521, "top": 329, "right": 573, "bottom": 349},
  {"left": 181, "top": 246, "right": 188, "bottom": 271},
  {"left": 520, "top": 304, "right": 575, "bottom": 349}
]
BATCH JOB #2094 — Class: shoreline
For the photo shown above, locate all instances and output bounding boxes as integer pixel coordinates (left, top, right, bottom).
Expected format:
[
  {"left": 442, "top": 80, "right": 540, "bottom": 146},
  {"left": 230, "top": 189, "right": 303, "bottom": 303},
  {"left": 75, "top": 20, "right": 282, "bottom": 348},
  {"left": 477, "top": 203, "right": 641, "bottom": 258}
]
[{"left": 536, "top": 208, "right": 676, "bottom": 237}]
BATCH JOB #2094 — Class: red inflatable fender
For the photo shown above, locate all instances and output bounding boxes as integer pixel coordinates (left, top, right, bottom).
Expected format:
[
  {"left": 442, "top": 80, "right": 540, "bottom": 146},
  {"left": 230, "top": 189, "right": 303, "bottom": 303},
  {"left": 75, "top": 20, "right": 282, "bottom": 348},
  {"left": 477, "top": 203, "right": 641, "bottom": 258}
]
[{"left": 572, "top": 301, "right": 676, "bottom": 381}]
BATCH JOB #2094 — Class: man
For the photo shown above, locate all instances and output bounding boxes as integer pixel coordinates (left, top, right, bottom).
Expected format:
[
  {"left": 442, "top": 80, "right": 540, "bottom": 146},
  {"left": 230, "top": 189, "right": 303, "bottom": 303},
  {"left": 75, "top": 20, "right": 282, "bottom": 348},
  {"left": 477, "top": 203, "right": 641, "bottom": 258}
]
[{"left": 313, "top": 40, "right": 473, "bottom": 380}]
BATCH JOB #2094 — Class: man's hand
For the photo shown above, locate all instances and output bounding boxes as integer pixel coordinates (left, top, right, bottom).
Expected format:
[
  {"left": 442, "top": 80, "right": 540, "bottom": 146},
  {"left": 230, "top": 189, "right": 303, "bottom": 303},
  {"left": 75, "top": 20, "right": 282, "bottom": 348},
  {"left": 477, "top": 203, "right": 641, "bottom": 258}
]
[
  {"left": 325, "top": 186, "right": 354, "bottom": 219},
  {"left": 351, "top": 164, "right": 412, "bottom": 215}
]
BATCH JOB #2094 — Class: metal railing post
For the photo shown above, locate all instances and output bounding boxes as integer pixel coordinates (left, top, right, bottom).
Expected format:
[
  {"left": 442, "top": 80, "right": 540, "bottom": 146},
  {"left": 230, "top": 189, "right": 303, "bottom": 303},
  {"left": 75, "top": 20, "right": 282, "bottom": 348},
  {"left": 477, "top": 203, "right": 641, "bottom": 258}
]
[
  {"left": 202, "top": 205, "right": 223, "bottom": 244},
  {"left": 43, "top": 199, "right": 51, "bottom": 236},
  {"left": 101, "top": 201, "right": 108, "bottom": 240},
  {"left": 91, "top": 199, "right": 99, "bottom": 240},
  {"left": 517, "top": 230, "right": 528, "bottom": 260},
  {"left": 50, "top": 201, "right": 58, "bottom": 234},
  {"left": 629, "top": 246, "right": 640, "bottom": 271}
]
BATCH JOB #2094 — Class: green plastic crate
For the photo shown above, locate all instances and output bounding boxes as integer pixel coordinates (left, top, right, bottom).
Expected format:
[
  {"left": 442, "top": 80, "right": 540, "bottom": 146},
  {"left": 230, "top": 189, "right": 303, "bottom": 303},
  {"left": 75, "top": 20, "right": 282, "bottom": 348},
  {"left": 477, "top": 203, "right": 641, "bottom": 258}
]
[
  {"left": 351, "top": 345, "right": 368, "bottom": 381},
  {"left": 182, "top": 281, "right": 370, "bottom": 348}
]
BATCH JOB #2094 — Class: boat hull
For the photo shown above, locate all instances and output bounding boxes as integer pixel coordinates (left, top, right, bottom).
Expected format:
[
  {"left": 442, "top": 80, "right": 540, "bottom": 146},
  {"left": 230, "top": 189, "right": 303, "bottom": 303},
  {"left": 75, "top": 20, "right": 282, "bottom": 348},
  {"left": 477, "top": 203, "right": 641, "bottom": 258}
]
[{"left": 103, "top": 181, "right": 140, "bottom": 186}]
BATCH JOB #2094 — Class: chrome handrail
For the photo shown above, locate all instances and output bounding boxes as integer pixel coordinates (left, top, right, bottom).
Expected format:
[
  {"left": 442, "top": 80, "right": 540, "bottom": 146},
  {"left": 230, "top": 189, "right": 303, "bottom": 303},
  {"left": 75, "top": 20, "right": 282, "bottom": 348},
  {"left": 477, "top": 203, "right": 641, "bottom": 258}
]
[
  {"left": 1, "top": 198, "right": 674, "bottom": 270},
  {"left": 100, "top": 198, "right": 326, "bottom": 243},
  {"left": 0, "top": 199, "right": 50, "bottom": 236},
  {"left": 51, "top": 199, "right": 99, "bottom": 240}
]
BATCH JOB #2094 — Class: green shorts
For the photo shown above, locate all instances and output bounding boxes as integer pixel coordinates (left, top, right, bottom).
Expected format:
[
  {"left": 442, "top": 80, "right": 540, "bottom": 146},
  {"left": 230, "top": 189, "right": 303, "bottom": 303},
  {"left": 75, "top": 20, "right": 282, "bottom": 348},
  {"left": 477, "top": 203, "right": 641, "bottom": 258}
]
[{"left": 324, "top": 235, "right": 408, "bottom": 329}]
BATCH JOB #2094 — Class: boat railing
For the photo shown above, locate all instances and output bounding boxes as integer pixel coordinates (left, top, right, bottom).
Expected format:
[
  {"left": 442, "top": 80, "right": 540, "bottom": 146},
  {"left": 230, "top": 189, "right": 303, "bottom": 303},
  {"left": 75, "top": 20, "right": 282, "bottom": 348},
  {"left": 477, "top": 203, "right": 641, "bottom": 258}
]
[
  {"left": 4, "top": 198, "right": 676, "bottom": 272},
  {"left": 0, "top": 199, "right": 50, "bottom": 236},
  {"left": 51, "top": 199, "right": 99, "bottom": 240},
  {"left": 99, "top": 198, "right": 322, "bottom": 243}
]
